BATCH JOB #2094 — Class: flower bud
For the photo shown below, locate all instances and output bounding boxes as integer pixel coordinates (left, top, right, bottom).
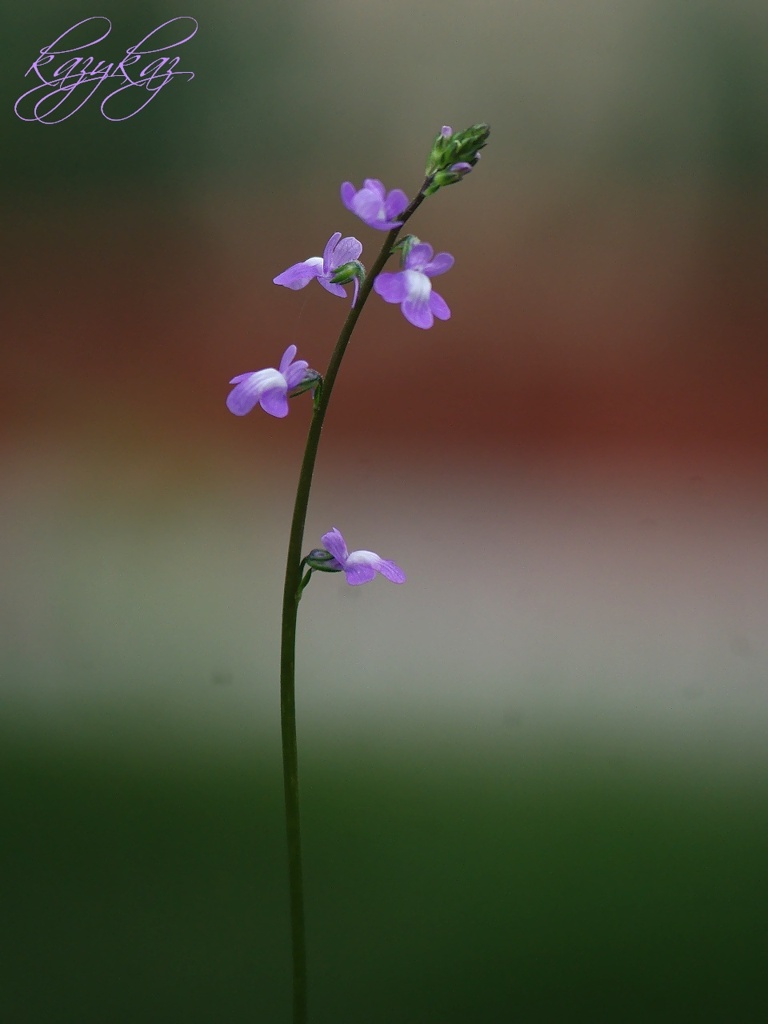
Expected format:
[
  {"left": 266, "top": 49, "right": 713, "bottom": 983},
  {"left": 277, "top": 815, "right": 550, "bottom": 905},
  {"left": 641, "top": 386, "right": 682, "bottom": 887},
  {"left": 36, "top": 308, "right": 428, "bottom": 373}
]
[
  {"left": 425, "top": 127, "right": 455, "bottom": 176},
  {"left": 450, "top": 160, "right": 475, "bottom": 175}
]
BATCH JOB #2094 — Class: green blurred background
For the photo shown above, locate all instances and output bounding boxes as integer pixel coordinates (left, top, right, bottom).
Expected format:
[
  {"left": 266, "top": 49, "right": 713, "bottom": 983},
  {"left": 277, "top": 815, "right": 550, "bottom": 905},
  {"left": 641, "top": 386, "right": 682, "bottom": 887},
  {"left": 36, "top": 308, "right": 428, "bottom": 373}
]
[{"left": 2, "top": 1, "right": 768, "bottom": 1020}]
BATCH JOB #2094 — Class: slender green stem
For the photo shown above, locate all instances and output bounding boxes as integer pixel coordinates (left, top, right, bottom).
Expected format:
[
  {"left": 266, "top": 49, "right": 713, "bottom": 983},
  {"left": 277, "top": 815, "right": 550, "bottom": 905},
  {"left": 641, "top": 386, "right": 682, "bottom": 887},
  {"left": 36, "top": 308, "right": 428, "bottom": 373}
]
[{"left": 278, "top": 178, "right": 431, "bottom": 1024}]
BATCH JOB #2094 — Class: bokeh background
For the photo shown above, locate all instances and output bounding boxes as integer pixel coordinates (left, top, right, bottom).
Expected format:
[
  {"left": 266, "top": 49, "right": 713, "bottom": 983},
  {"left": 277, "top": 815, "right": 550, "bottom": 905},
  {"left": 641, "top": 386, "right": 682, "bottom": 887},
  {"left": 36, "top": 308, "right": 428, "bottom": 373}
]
[{"left": 2, "top": 1, "right": 768, "bottom": 1020}]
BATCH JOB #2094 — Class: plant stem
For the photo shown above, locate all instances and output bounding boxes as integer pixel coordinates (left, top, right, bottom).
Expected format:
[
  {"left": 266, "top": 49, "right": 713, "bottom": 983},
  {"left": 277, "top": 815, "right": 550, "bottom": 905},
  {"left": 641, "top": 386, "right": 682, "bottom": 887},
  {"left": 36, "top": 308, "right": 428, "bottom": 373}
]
[{"left": 278, "top": 180, "right": 430, "bottom": 1023}]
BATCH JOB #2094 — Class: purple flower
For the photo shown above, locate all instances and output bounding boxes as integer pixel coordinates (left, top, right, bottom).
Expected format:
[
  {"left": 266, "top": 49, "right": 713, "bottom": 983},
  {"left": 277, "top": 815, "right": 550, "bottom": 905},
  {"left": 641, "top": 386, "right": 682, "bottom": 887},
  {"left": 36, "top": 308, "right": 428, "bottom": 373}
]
[
  {"left": 227, "top": 344, "right": 309, "bottom": 418},
  {"left": 340, "top": 179, "right": 409, "bottom": 231},
  {"left": 321, "top": 527, "right": 406, "bottom": 587},
  {"left": 274, "top": 232, "right": 363, "bottom": 301},
  {"left": 373, "top": 242, "right": 454, "bottom": 329}
]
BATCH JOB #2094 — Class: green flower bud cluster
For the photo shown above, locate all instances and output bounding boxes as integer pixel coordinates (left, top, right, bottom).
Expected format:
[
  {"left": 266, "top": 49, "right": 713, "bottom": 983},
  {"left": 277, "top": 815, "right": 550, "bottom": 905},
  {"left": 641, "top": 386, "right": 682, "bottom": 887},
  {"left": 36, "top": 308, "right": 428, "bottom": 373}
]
[{"left": 424, "top": 123, "right": 490, "bottom": 196}]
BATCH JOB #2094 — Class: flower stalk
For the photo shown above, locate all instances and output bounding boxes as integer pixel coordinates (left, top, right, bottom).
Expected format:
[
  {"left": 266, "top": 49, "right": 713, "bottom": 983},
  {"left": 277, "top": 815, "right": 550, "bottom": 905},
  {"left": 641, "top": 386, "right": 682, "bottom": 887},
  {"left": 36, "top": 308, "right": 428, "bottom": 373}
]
[
  {"left": 278, "top": 185, "right": 430, "bottom": 1024},
  {"left": 227, "top": 123, "right": 489, "bottom": 1023}
]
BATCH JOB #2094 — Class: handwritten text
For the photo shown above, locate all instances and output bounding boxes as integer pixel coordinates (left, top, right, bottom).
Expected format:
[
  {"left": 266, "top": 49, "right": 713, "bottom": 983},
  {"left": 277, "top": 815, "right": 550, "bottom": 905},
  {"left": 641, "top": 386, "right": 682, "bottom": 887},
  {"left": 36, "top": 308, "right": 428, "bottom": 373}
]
[{"left": 14, "top": 16, "right": 198, "bottom": 124}]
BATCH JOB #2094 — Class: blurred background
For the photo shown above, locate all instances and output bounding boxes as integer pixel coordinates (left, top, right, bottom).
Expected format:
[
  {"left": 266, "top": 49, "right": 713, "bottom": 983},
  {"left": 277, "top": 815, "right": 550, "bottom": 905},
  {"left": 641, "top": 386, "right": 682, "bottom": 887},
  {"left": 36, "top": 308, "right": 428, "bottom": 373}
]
[{"left": 2, "top": 1, "right": 767, "bottom": 1020}]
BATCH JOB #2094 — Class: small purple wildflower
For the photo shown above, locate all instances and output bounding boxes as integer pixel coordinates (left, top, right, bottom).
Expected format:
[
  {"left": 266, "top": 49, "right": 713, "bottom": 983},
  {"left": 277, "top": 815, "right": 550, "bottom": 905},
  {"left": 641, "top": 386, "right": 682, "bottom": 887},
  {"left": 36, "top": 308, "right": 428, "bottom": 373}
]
[
  {"left": 373, "top": 242, "right": 454, "bottom": 329},
  {"left": 340, "top": 179, "right": 409, "bottom": 231},
  {"left": 321, "top": 527, "right": 406, "bottom": 587},
  {"left": 274, "top": 232, "right": 363, "bottom": 302},
  {"left": 227, "top": 344, "right": 309, "bottom": 418}
]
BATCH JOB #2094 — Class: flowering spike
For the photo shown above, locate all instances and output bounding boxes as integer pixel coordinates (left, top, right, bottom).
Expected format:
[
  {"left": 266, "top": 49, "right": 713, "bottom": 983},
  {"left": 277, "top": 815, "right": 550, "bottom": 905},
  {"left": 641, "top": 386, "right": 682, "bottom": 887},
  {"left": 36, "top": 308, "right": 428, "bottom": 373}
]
[
  {"left": 424, "top": 122, "right": 490, "bottom": 195},
  {"left": 242, "top": 123, "right": 491, "bottom": 1019}
]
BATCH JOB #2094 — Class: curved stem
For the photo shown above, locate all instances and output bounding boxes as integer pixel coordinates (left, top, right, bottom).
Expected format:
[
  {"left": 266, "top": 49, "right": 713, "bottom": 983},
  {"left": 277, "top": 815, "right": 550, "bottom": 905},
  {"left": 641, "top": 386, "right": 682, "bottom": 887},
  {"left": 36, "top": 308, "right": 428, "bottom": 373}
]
[{"left": 279, "top": 179, "right": 431, "bottom": 1024}]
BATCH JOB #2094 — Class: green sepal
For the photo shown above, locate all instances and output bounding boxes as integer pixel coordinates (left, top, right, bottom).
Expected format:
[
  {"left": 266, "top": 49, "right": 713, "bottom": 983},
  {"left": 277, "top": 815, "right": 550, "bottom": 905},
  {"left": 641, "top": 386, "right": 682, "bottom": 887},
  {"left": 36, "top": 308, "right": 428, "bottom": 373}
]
[
  {"left": 330, "top": 260, "right": 366, "bottom": 287},
  {"left": 391, "top": 234, "right": 420, "bottom": 268},
  {"left": 303, "top": 548, "right": 342, "bottom": 573},
  {"left": 288, "top": 369, "right": 322, "bottom": 399}
]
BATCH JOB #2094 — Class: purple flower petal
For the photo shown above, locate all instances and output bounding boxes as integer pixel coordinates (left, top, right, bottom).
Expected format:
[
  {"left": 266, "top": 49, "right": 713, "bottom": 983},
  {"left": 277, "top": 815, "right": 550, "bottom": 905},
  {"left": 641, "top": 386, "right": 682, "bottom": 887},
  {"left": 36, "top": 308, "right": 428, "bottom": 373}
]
[
  {"left": 401, "top": 269, "right": 434, "bottom": 329},
  {"left": 318, "top": 278, "right": 348, "bottom": 299},
  {"left": 355, "top": 190, "right": 386, "bottom": 224},
  {"left": 344, "top": 563, "right": 377, "bottom": 586},
  {"left": 322, "top": 232, "right": 343, "bottom": 274},
  {"left": 363, "top": 178, "right": 385, "bottom": 197},
  {"left": 402, "top": 296, "right": 434, "bottom": 329},
  {"left": 429, "top": 291, "right": 451, "bottom": 321},
  {"left": 340, "top": 182, "right": 357, "bottom": 211},
  {"left": 274, "top": 259, "right": 323, "bottom": 289},
  {"left": 321, "top": 528, "right": 348, "bottom": 564},
  {"left": 278, "top": 344, "right": 298, "bottom": 374},
  {"left": 424, "top": 252, "right": 454, "bottom": 277},
  {"left": 406, "top": 243, "right": 434, "bottom": 270},
  {"left": 383, "top": 189, "right": 409, "bottom": 221},
  {"left": 331, "top": 235, "right": 363, "bottom": 266},
  {"left": 284, "top": 359, "right": 309, "bottom": 389},
  {"left": 341, "top": 180, "right": 409, "bottom": 230},
  {"left": 226, "top": 368, "right": 282, "bottom": 416},
  {"left": 259, "top": 386, "right": 290, "bottom": 418},
  {"left": 226, "top": 382, "right": 260, "bottom": 416},
  {"left": 343, "top": 549, "right": 405, "bottom": 586},
  {"left": 376, "top": 559, "right": 407, "bottom": 584},
  {"left": 374, "top": 272, "right": 408, "bottom": 303}
]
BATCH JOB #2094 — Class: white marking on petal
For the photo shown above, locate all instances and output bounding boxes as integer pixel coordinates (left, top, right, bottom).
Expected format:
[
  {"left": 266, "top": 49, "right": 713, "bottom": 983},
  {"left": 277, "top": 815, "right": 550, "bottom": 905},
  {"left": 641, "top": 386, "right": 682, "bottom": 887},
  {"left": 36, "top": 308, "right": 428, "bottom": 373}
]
[
  {"left": 403, "top": 269, "right": 432, "bottom": 308},
  {"left": 345, "top": 549, "right": 380, "bottom": 570},
  {"left": 254, "top": 368, "right": 286, "bottom": 391}
]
